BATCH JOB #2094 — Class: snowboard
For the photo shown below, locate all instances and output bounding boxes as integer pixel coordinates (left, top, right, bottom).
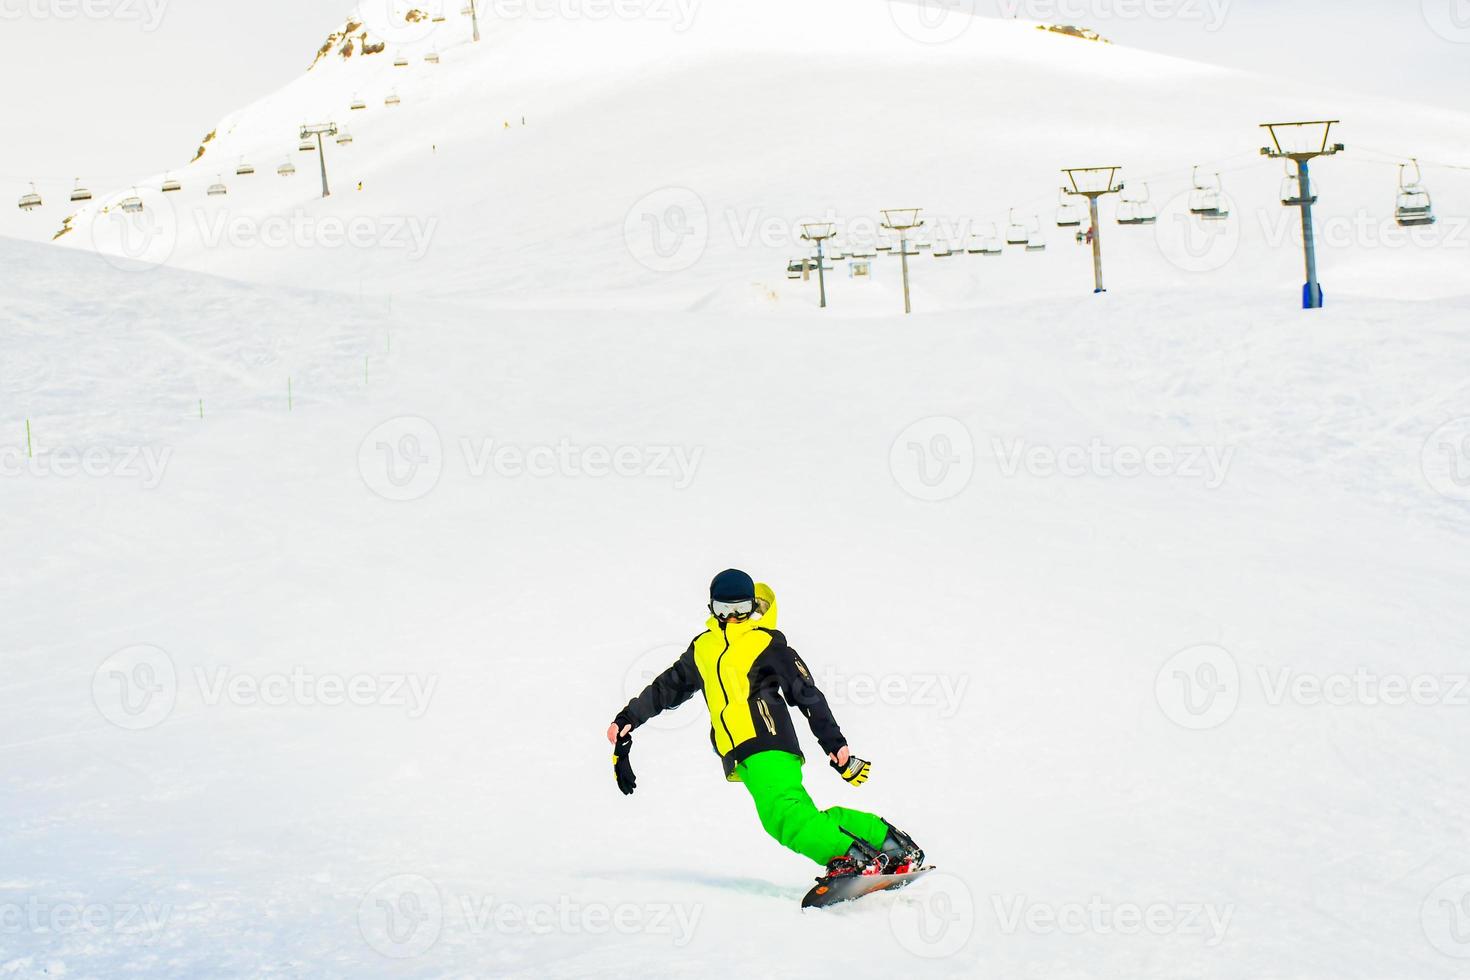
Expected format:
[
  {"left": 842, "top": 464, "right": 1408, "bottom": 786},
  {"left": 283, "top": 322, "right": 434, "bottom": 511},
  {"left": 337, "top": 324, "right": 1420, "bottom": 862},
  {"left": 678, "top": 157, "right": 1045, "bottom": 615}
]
[{"left": 800, "top": 865, "right": 935, "bottom": 909}]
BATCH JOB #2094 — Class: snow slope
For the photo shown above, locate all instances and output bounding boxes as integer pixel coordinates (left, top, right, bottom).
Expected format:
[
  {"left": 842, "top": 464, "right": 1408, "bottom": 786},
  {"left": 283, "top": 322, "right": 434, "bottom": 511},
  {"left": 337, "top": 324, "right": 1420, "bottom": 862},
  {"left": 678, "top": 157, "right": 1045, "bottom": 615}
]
[
  {"left": 4, "top": 0, "right": 1469, "bottom": 310},
  {"left": 5, "top": 230, "right": 1470, "bottom": 976},
  {"left": 5, "top": 0, "right": 1470, "bottom": 976}
]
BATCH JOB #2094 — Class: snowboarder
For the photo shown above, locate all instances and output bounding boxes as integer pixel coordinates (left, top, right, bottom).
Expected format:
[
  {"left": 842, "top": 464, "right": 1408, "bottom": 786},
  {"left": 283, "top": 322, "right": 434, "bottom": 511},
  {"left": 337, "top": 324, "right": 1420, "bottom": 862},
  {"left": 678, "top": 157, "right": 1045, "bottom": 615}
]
[{"left": 606, "top": 569, "right": 925, "bottom": 890}]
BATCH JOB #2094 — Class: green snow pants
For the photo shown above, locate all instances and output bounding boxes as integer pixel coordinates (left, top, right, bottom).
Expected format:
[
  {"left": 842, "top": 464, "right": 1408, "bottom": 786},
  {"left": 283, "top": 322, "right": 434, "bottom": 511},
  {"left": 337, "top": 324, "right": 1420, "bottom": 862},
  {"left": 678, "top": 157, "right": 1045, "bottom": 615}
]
[{"left": 735, "top": 750, "right": 888, "bottom": 865}]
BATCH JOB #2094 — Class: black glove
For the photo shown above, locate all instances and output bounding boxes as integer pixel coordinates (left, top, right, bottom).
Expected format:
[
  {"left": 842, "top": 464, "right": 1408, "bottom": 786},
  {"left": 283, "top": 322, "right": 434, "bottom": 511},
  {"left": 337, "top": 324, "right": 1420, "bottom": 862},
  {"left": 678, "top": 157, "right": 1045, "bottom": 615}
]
[
  {"left": 612, "top": 732, "right": 636, "bottom": 795},
  {"left": 831, "top": 754, "right": 871, "bottom": 786}
]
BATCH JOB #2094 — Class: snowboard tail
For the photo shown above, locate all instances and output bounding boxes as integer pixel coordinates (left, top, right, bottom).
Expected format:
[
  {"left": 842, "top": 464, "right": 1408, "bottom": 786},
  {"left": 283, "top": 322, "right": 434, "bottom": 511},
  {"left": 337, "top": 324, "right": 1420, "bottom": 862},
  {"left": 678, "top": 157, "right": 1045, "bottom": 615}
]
[{"left": 800, "top": 865, "right": 935, "bottom": 909}]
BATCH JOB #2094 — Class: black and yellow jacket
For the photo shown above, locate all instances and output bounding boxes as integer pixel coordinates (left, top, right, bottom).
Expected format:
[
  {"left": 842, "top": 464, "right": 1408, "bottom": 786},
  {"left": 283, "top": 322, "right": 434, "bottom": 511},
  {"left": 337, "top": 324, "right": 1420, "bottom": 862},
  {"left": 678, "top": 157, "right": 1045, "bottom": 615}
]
[{"left": 616, "top": 583, "right": 847, "bottom": 780}]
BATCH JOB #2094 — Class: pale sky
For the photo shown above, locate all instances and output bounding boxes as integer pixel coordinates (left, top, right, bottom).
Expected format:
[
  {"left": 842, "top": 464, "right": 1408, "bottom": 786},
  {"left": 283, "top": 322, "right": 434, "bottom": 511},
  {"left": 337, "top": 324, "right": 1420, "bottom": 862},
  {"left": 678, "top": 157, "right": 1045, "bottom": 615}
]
[{"left": 0, "top": 0, "right": 1466, "bottom": 183}]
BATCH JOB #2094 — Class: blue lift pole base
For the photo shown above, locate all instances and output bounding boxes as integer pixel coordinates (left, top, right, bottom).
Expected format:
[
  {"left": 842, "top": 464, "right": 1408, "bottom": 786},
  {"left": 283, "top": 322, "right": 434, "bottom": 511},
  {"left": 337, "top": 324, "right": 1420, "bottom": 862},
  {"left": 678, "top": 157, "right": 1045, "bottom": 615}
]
[{"left": 1302, "top": 283, "right": 1324, "bottom": 309}]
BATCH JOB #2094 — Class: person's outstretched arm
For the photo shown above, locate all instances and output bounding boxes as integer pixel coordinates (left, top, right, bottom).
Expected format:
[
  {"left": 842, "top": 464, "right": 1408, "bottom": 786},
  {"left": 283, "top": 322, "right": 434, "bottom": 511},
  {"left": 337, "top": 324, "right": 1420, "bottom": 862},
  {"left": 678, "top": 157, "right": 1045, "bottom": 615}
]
[{"left": 606, "top": 643, "right": 700, "bottom": 743}]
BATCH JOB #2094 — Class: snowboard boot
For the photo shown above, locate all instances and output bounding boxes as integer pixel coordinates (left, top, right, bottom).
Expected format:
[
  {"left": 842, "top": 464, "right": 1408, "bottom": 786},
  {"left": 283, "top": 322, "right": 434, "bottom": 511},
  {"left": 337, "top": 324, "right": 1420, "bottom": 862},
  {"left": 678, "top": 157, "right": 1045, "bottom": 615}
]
[
  {"left": 820, "top": 834, "right": 888, "bottom": 882},
  {"left": 878, "top": 821, "right": 925, "bottom": 874}
]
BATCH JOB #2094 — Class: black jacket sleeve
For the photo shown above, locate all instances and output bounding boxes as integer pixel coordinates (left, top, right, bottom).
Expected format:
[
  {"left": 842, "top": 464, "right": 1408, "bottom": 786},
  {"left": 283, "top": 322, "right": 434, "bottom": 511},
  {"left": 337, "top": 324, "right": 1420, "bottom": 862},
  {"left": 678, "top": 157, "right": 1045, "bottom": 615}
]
[
  {"left": 772, "top": 636, "right": 847, "bottom": 756},
  {"left": 615, "top": 642, "right": 700, "bottom": 730}
]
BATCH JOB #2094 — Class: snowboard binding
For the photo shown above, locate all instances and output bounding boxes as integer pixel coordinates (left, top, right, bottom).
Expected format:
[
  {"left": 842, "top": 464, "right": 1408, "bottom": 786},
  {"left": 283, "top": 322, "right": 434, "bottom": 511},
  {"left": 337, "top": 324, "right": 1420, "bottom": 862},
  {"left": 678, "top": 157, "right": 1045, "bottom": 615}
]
[
  {"left": 820, "top": 834, "right": 888, "bottom": 882},
  {"left": 879, "top": 821, "right": 924, "bottom": 875}
]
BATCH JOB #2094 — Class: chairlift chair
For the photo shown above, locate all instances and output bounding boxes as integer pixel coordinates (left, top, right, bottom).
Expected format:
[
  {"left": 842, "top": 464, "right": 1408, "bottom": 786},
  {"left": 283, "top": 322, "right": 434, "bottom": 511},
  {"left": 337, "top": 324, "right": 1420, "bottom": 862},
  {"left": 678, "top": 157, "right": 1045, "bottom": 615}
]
[
  {"left": 207, "top": 177, "right": 228, "bottom": 197},
  {"left": 786, "top": 259, "right": 805, "bottom": 280},
  {"left": 425, "top": 51, "right": 441, "bottom": 64},
  {"left": 336, "top": 129, "right": 354, "bottom": 146},
  {"left": 119, "top": 190, "right": 144, "bottom": 214},
  {"left": 1280, "top": 160, "right": 1304, "bottom": 206},
  {"left": 1189, "top": 166, "right": 1228, "bottom": 219},
  {"left": 351, "top": 95, "right": 367, "bottom": 111},
  {"left": 1056, "top": 188, "right": 1083, "bottom": 228},
  {"left": 161, "top": 174, "right": 182, "bottom": 193},
  {"left": 1396, "top": 160, "right": 1436, "bottom": 227},
  {"left": 236, "top": 160, "right": 256, "bottom": 176},
  {"left": 70, "top": 180, "right": 93, "bottom": 203},
  {"left": 394, "top": 56, "right": 409, "bottom": 68},
  {"left": 968, "top": 224, "right": 1002, "bottom": 255},
  {"left": 1005, "top": 209, "right": 1029, "bottom": 246},
  {"left": 17, "top": 183, "right": 42, "bottom": 211},
  {"left": 299, "top": 138, "right": 317, "bottom": 152},
  {"left": 385, "top": 92, "right": 402, "bottom": 107},
  {"left": 981, "top": 224, "right": 1003, "bottom": 255},
  {"left": 278, "top": 160, "right": 297, "bottom": 177},
  {"left": 1116, "top": 182, "right": 1157, "bottom": 226},
  {"left": 1025, "top": 216, "right": 1047, "bottom": 252}
]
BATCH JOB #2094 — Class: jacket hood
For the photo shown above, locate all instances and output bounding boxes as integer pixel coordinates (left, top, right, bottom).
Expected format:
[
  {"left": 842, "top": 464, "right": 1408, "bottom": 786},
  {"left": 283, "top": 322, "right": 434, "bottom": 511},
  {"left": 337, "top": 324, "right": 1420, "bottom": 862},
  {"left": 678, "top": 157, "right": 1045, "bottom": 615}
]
[{"left": 707, "top": 581, "right": 777, "bottom": 634}]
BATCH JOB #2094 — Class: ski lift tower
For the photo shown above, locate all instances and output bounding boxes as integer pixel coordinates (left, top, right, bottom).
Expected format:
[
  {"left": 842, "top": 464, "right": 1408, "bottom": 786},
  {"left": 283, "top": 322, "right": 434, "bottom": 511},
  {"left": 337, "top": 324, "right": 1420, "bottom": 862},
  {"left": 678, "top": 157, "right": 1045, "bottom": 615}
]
[
  {"left": 1260, "top": 120, "right": 1344, "bottom": 309},
  {"left": 1062, "top": 166, "right": 1123, "bottom": 294},
  {"left": 301, "top": 122, "right": 340, "bottom": 198},
  {"left": 800, "top": 222, "right": 836, "bottom": 309},
  {"left": 880, "top": 208, "right": 924, "bottom": 314},
  {"left": 468, "top": 0, "right": 482, "bottom": 42}
]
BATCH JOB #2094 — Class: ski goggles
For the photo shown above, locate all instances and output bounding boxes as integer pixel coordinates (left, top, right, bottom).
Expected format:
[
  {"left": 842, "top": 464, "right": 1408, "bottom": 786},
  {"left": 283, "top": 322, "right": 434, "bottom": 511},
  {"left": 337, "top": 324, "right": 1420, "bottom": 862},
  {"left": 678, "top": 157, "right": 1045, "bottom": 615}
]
[{"left": 710, "top": 598, "right": 756, "bottom": 620}]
